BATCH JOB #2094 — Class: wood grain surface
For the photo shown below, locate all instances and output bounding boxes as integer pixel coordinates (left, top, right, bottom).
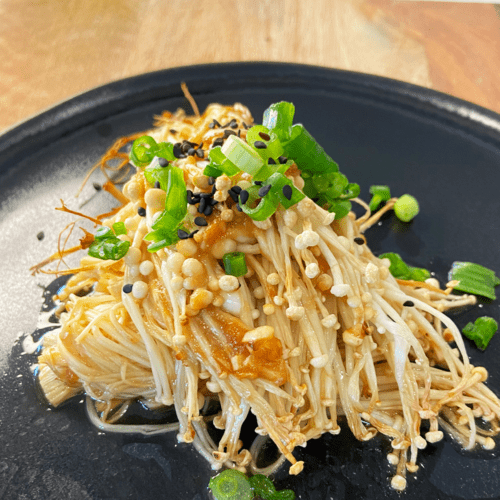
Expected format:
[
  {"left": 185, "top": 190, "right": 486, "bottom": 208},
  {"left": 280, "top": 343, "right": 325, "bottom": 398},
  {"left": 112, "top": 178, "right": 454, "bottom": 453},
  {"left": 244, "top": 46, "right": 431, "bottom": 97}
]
[{"left": 1, "top": 0, "right": 499, "bottom": 133}]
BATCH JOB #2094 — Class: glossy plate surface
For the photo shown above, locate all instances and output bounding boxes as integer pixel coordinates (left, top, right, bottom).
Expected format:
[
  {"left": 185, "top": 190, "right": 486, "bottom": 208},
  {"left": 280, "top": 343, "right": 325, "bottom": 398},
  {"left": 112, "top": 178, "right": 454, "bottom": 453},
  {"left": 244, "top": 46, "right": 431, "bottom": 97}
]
[{"left": 1, "top": 63, "right": 499, "bottom": 499}]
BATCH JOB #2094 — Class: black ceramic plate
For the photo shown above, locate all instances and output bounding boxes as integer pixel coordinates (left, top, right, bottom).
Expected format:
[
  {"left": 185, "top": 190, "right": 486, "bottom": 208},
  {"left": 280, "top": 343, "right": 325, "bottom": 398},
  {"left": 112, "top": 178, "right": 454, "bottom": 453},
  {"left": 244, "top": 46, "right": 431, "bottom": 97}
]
[{"left": 1, "top": 63, "right": 499, "bottom": 500}]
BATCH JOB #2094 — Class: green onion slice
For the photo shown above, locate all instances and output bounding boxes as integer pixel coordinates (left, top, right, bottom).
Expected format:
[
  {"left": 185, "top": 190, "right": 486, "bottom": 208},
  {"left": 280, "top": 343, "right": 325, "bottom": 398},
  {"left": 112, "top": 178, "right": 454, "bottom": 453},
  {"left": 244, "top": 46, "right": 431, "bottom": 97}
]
[
  {"left": 379, "top": 252, "right": 430, "bottom": 282},
  {"left": 88, "top": 227, "right": 130, "bottom": 261},
  {"left": 144, "top": 165, "right": 188, "bottom": 252},
  {"left": 462, "top": 316, "right": 498, "bottom": 350},
  {"left": 208, "top": 470, "right": 253, "bottom": 500},
  {"left": 282, "top": 124, "right": 339, "bottom": 174},
  {"left": 223, "top": 252, "right": 248, "bottom": 277},
  {"left": 240, "top": 184, "right": 279, "bottom": 221},
  {"left": 449, "top": 262, "right": 500, "bottom": 300},
  {"left": 266, "top": 172, "right": 305, "bottom": 209},
  {"left": 262, "top": 101, "right": 295, "bottom": 142},
  {"left": 130, "top": 135, "right": 175, "bottom": 167},
  {"left": 246, "top": 125, "right": 284, "bottom": 161},
  {"left": 393, "top": 194, "right": 419, "bottom": 222},
  {"left": 112, "top": 222, "right": 127, "bottom": 236},
  {"left": 221, "top": 135, "right": 264, "bottom": 176},
  {"left": 130, "top": 135, "right": 159, "bottom": 167},
  {"left": 368, "top": 185, "right": 391, "bottom": 212}
]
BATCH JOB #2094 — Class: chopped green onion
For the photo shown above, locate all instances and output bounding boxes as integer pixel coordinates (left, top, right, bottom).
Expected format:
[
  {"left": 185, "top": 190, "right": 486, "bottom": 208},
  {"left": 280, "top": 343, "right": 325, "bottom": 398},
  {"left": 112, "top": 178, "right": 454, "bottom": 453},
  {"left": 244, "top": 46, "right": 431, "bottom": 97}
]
[
  {"left": 130, "top": 135, "right": 159, "bottom": 167},
  {"left": 262, "top": 101, "right": 295, "bottom": 142},
  {"left": 408, "top": 267, "right": 431, "bottom": 282},
  {"left": 203, "top": 164, "right": 223, "bottom": 178},
  {"left": 246, "top": 125, "right": 284, "bottom": 161},
  {"left": 339, "top": 182, "right": 360, "bottom": 200},
  {"left": 240, "top": 189, "right": 276, "bottom": 221},
  {"left": 223, "top": 252, "right": 248, "bottom": 277},
  {"left": 449, "top": 262, "right": 500, "bottom": 300},
  {"left": 144, "top": 161, "right": 169, "bottom": 190},
  {"left": 327, "top": 199, "right": 352, "bottom": 220},
  {"left": 209, "top": 470, "right": 253, "bottom": 500},
  {"left": 266, "top": 172, "right": 305, "bottom": 209},
  {"left": 393, "top": 194, "right": 419, "bottom": 222},
  {"left": 248, "top": 474, "right": 295, "bottom": 500},
  {"left": 130, "top": 136, "right": 175, "bottom": 168},
  {"left": 144, "top": 165, "right": 187, "bottom": 252},
  {"left": 462, "top": 316, "right": 498, "bottom": 350},
  {"left": 112, "top": 222, "right": 127, "bottom": 236},
  {"left": 221, "top": 135, "right": 264, "bottom": 176},
  {"left": 282, "top": 124, "right": 339, "bottom": 174},
  {"left": 88, "top": 227, "right": 130, "bottom": 261},
  {"left": 163, "top": 166, "right": 187, "bottom": 222},
  {"left": 240, "top": 184, "right": 280, "bottom": 221},
  {"left": 379, "top": 252, "right": 430, "bottom": 282},
  {"left": 368, "top": 185, "right": 391, "bottom": 212}
]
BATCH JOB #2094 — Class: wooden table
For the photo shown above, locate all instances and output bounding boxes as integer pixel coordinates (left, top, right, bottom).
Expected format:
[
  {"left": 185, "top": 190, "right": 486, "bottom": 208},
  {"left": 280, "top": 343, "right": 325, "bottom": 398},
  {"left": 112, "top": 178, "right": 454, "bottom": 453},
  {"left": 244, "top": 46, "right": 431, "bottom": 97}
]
[{"left": 1, "top": 0, "right": 500, "bottom": 134}]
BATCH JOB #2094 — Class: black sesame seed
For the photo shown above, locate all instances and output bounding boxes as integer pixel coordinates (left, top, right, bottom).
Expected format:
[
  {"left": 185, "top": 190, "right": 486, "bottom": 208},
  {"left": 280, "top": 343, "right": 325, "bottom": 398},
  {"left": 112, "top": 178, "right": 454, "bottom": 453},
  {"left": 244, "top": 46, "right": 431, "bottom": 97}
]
[
  {"left": 231, "top": 185, "right": 242, "bottom": 194},
  {"left": 403, "top": 300, "right": 415, "bottom": 307},
  {"left": 204, "top": 205, "right": 214, "bottom": 216},
  {"left": 258, "top": 184, "right": 272, "bottom": 197},
  {"left": 198, "top": 197, "right": 207, "bottom": 213},
  {"left": 238, "top": 129, "right": 241, "bottom": 137},
  {"left": 209, "top": 198, "right": 218, "bottom": 206},
  {"left": 282, "top": 185, "right": 293, "bottom": 201},
  {"left": 37, "top": 231, "right": 45, "bottom": 241},
  {"left": 181, "top": 141, "right": 191, "bottom": 153},
  {"left": 194, "top": 217, "right": 208, "bottom": 227},
  {"left": 354, "top": 237, "right": 365, "bottom": 245},
  {"left": 209, "top": 119, "right": 220, "bottom": 129},
  {"left": 177, "top": 229, "right": 189, "bottom": 240},
  {"left": 208, "top": 176, "right": 215, "bottom": 185},
  {"left": 192, "top": 192, "right": 201, "bottom": 202},
  {"left": 268, "top": 158, "right": 276, "bottom": 165},
  {"left": 93, "top": 182, "right": 102, "bottom": 191},
  {"left": 137, "top": 207, "right": 146, "bottom": 217},
  {"left": 229, "top": 119, "right": 238, "bottom": 129},
  {"left": 242, "top": 122, "right": 250, "bottom": 129},
  {"left": 187, "top": 190, "right": 196, "bottom": 205},
  {"left": 179, "top": 153, "right": 187, "bottom": 159},
  {"left": 223, "top": 130, "right": 236, "bottom": 138},
  {"left": 253, "top": 181, "right": 263, "bottom": 186},
  {"left": 200, "top": 192, "right": 213, "bottom": 199},
  {"left": 154, "top": 181, "right": 161, "bottom": 189},
  {"left": 196, "top": 149, "right": 204, "bottom": 158},
  {"left": 278, "top": 156, "right": 288, "bottom": 164},
  {"left": 123, "top": 284, "right": 133, "bottom": 294},
  {"left": 258, "top": 132, "right": 271, "bottom": 141},
  {"left": 236, "top": 204, "right": 243, "bottom": 212},
  {"left": 187, "top": 147, "right": 196, "bottom": 156},
  {"left": 228, "top": 189, "right": 239, "bottom": 203},
  {"left": 170, "top": 129, "right": 177, "bottom": 134},
  {"left": 188, "top": 230, "right": 199, "bottom": 238},
  {"left": 211, "top": 184, "right": 217, "bottom": 195},
  {"left": 173, "top": 143, "right": 183, "bottom": 158},
  {"left": 213, "top": 137, "right": 224, "bottom": 147},
  {"left": 239, "top": 190, "right": 249, "bottom": 205},
  {"left": 254, "top": 141, "right": 267, "bottom": 149},
  {"left": 158, "top": 157, "right": 169, "bottom": 167}
]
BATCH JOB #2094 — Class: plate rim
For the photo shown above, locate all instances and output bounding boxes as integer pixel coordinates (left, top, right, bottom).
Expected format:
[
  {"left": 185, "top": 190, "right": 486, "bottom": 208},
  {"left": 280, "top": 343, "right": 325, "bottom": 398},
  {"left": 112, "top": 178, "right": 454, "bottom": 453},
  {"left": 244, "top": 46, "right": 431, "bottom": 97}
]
[{"left": 2, "top": 62, "right": 500, "bottom": 175}]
